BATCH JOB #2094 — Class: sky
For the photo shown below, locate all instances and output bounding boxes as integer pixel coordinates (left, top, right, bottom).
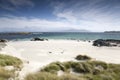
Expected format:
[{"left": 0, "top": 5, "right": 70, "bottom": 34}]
[{"left": 0, "top": 0, "right": 120, "bottom": 32}]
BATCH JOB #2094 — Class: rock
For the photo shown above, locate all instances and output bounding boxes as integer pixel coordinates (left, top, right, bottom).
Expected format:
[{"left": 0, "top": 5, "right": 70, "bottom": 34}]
[
  {"left": 93, "top": 39, "right": 120, "bottom": 47},
  {"left": 93, "top": 39, "right": 110, "bottom": 47},
  {"left": 105, "top": 39, "right": 120, "bottom": 44},
  {"left": 0, "top": 39, "right": 8, "bottom": 42},
  {"left": 31, "top": 37, "right": 48, "bottom": 41},
  {"left": 49, "top": 52, "right": 52, "bottom": 53},
  {"left": 0, "top": 39, "right": 7, "bottom": 50},
  {"left": 88, "top": 41, "right": 91, "bottom": 43}
]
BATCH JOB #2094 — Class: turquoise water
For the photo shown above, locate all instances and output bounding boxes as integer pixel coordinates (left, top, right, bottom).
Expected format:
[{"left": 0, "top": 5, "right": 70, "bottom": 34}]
[{"left": 0, "top": 32, "right": 120, "bottom": 40}]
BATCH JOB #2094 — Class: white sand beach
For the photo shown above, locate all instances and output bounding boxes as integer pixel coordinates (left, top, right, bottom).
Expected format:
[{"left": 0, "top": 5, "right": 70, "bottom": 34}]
[{"left": 0, "top": 40, "right": 120, "bottom": 79}]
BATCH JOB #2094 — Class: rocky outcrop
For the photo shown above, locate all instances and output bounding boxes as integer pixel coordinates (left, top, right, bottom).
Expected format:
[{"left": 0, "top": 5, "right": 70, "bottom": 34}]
[
  {"left": 0, "top": 39, "right": 8, "bottom": 43},
  {"left": 93, "top": 39, "right": 120, "bottom": 47},
  {"left": 31, "top": 37, "right": 48, "bottom": 41},
  {"left": 0, "top": 39, "right": 7, "bottom": 51}
]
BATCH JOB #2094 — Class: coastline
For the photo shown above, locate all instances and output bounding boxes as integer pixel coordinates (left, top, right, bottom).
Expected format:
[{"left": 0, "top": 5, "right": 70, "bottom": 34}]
[{"left": 0, "top": 40, "right": 120, "bottom": 79}]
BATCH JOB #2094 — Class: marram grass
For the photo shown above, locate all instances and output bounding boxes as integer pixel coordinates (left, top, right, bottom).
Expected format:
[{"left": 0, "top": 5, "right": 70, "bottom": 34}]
[
  {"left": 25, "top": 55, "right": 120, "bottom": 80},
  {"left": 0, "top": 54, "right": 22, "bottom": 67},
  {"left": 0, "top": 54, "right": 23, "bottom": 80}
]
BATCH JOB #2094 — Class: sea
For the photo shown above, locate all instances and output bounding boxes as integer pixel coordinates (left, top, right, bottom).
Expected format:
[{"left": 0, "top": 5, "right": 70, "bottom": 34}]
[{"left": 0, "top": 32, "right": 120, "bottom": 41}]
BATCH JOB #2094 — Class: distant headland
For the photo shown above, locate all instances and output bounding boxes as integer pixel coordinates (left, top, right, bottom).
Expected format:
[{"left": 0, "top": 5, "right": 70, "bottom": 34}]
[
  {"left": 0, "top": 32, "right": 31, "bottom": 35},
  {"left": 104, "top": 31, "right": 120, "bottom": 33}
]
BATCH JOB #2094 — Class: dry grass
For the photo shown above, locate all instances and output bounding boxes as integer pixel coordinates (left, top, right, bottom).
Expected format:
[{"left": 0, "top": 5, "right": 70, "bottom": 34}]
[{"left": 0, "top": 67, "right": 14, "bottom": 80}]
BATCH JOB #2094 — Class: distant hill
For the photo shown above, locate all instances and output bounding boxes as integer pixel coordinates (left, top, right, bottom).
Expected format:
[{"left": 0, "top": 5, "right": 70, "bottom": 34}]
[
  {"left": 62, "top": 29, "right": 90, "bottom": 32},
  {"left": 104, "top": 31, "right": 120, "bottom": 33}
]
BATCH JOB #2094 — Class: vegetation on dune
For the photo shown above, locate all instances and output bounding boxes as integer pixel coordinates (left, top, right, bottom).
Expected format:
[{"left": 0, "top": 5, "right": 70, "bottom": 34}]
[
  {"left": 0, "top": 54, "right": 23, "bottom": 80},
  {"left": 59, "top": 74, "right": 87, "bottom": 80},
  {"left": 40, "top": 60, "right": 110, "bottom": 74},
  {"left": 41, "top": 62, "right": 61, "bottom": 74},
  {"left": 75, "top": 55, "right": 91, "bottom": 60},
  {"left": 0, "top": 54, "right": 22, "bottom": 68},
  {"left": 0, "top": 67, "right": 14, "bottom": 80},
  {"left": 25, "top": 72, "right": 87, "bottom": 80},
  {"left": 25, "top": 55, "right": 120, "bottom": 80},
  {"left": 25, "top": 72, "right": 58, "bottom": 80}
]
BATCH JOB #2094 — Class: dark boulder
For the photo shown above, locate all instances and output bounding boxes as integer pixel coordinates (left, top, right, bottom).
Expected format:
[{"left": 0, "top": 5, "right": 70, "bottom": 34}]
[
  {"left": 0, "top": 39, "right": 8, "bottom": 43},
  {"left": 93, "top": 39, "right": 110, "bottom": 47},
  {"left": 93, "top": 39, "right": 120, "bottom": 47},
  {"left": 31, "top": 37, "right": 48, "bottom": 41},
  {"left": 105, "top": 39, "right": 120, "bottom": 44}
]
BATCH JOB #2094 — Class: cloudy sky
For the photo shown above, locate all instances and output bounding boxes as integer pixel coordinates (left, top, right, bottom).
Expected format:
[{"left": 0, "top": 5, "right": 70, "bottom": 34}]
[{"left": 0, "top": 0, "right": 120, "bottom": 32}]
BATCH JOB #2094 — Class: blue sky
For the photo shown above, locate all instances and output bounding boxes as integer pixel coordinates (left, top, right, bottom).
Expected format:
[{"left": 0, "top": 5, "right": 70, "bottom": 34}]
[{"left": 0, "top": 0, "right": 120, "bottom": 32}]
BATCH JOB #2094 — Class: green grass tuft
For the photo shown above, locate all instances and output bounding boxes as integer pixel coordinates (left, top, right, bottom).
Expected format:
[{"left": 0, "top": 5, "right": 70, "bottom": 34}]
[
  {"left": 0, "top": 54, "right": 22, "bottom": 68},
  {"left": 75, "top": 55, "right": 91, "bottom": 60},
  {"left": 0, "top": 54, "right": 23, "bottom": 79},
  {"left": 25, "top": 72, "right": 59, "bottom": 80},
  {"left": 41, "top": 62, "right": 61, "bottom": 74}
]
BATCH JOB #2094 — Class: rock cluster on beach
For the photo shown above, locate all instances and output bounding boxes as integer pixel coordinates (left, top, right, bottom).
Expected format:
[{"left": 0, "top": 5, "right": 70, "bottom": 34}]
[
  {"left": 93, "top": 39, "right": 120, "bottom": 47},
  {"left": 31, "top": 37, "right": 48, "bottom": 41},
  {"left": 0, "top": 39, "right": 8, "bottom": 50},
  {"left": 0, "top": 39, "right": 8, "bottom": 43}
]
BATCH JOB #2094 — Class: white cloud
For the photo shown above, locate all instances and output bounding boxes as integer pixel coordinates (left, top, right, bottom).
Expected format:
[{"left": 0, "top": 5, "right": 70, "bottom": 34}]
[
  {"left": 0, "top": 16, "right": 82, "bottom": 32},
  {"left": 51, "top": 0, "right": 120, "bottom": 32},
  {"left": 56, "top": 11, "right": 77, "bottom": 23},
  {"left": 0, "top": 15, "right": 120, "bottom": 32}
]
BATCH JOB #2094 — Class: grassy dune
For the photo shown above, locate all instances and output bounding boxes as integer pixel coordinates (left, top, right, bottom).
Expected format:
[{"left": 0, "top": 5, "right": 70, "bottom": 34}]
[
  {"left": 0, "top": 54, "right": 22, "bottom": 67},
  {"left": 0, "top": 54, "right": 23, "bottom": 80},
  {"left": 25, "top": 55, "right": 120, "bottom": 80}
]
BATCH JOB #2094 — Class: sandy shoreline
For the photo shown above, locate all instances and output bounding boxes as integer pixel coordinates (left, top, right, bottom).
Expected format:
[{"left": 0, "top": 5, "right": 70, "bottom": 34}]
[{"left": 0, "top": 40, "right": 120, "bottom": 79}]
